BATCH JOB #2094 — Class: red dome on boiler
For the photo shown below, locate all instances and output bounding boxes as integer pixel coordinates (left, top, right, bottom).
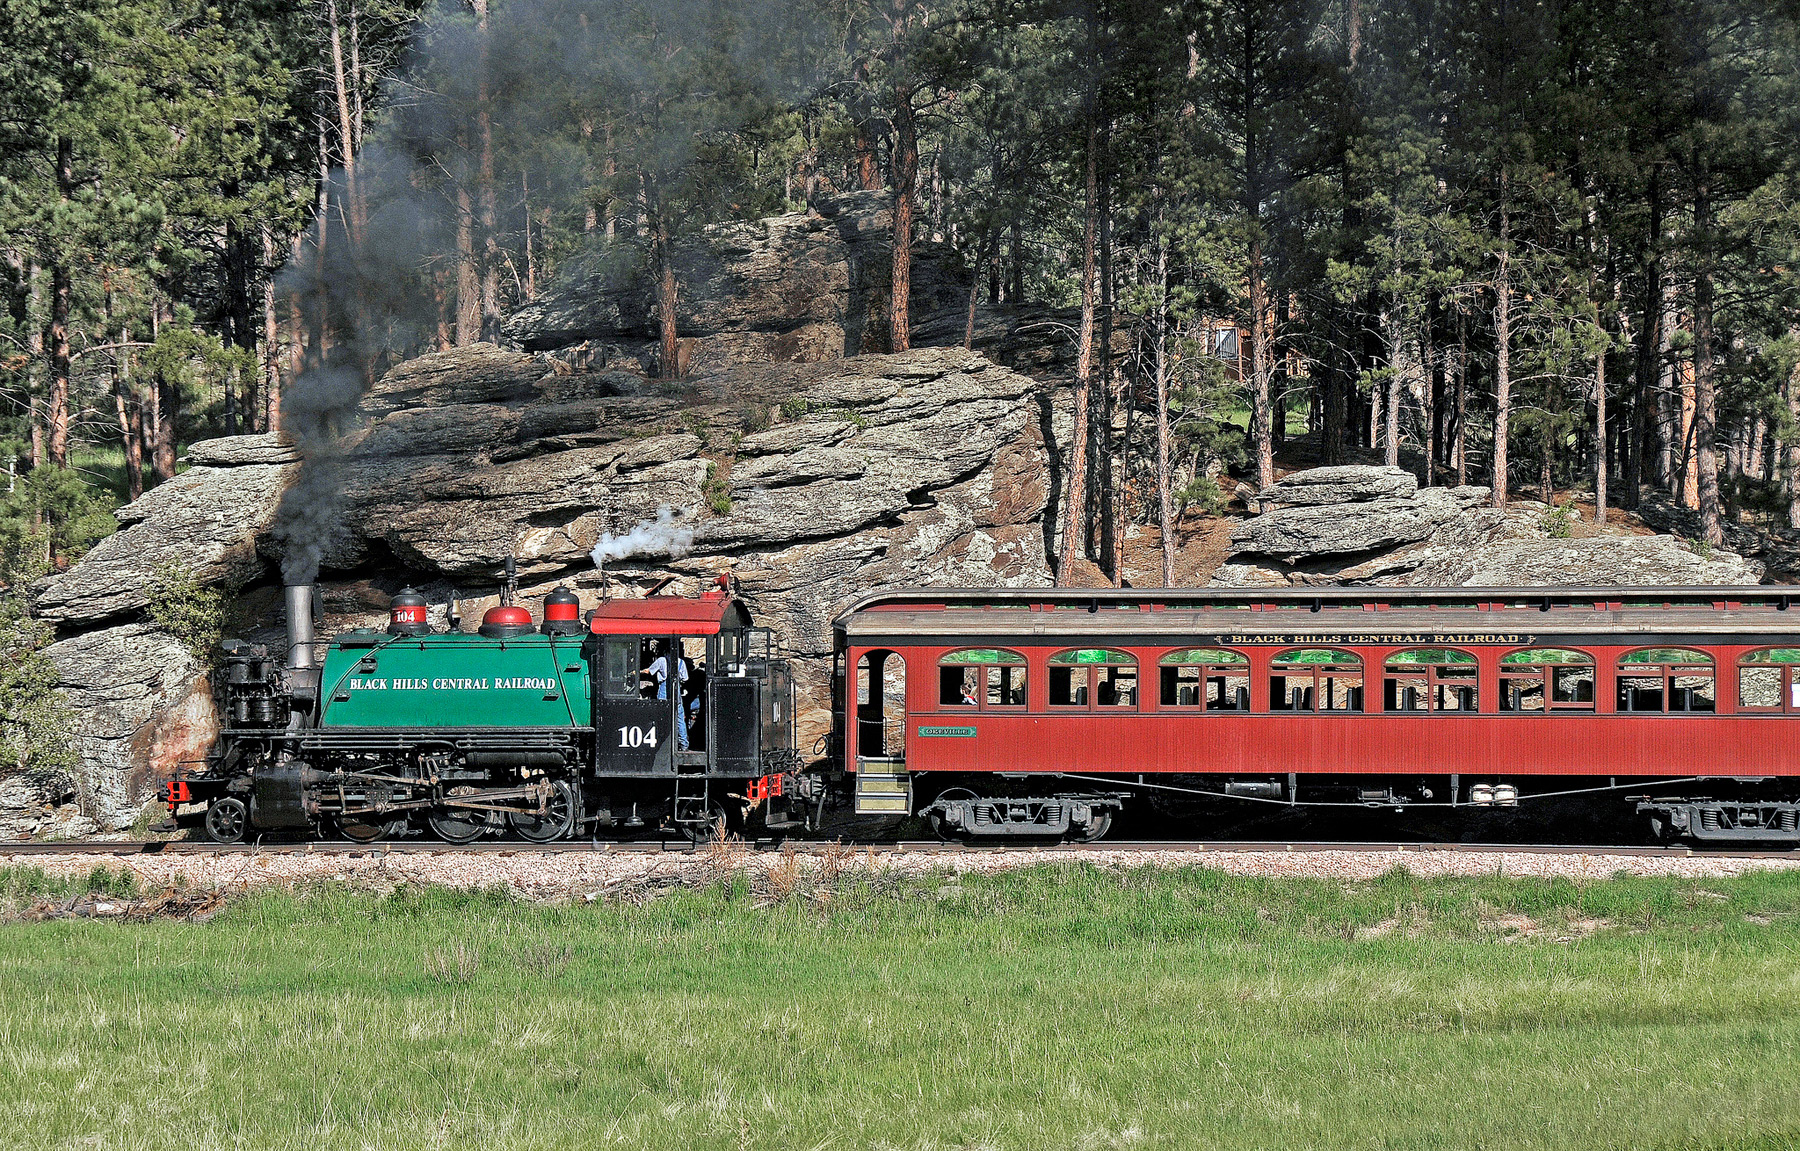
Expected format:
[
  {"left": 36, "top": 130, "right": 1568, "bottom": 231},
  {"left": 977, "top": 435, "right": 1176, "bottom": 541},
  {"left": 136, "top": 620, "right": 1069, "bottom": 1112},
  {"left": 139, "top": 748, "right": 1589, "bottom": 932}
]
[{"left": 478, "top": 605, "right": 534, "bottom": 638}]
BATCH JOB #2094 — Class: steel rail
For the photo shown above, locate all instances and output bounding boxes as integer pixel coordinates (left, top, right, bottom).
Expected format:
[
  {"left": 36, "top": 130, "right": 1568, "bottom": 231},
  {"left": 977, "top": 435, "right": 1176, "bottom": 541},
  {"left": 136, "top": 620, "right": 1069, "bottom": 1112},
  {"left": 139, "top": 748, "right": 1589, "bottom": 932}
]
[{"left": 1, "top": 839, "right": 1795, "bottom": 859}]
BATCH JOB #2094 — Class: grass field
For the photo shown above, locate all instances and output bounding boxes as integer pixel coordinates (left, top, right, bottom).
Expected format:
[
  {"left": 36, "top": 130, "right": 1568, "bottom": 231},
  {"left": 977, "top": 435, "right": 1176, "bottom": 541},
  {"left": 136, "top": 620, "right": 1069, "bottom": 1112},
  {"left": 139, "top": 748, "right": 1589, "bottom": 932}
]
[{"left": 3, "top": 863, "right": 1799, "bottom": 1150}]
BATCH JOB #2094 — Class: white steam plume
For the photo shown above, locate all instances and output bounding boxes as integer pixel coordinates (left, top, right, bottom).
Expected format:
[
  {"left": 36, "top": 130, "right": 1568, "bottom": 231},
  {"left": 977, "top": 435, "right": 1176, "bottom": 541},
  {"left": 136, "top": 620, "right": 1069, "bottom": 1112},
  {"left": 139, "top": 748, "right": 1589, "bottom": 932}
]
[{"left": 591, "top": 506, "right": 696, "bottom": 565}]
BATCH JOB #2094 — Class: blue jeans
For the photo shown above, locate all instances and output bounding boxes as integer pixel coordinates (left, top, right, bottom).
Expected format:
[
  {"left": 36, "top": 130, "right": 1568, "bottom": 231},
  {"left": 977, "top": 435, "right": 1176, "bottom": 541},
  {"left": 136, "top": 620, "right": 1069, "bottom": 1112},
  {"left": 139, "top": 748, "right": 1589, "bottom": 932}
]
[{"left": 658, "top": 680, "right": 689, "bottom": 750}]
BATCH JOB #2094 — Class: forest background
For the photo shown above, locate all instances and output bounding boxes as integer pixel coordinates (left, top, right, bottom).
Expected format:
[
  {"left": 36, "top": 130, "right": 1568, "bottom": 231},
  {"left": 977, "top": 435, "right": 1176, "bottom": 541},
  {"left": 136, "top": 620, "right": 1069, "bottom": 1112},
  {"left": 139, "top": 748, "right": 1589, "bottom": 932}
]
[{"left": 1, "top": 0, "right": 1799, "bottom": 764}]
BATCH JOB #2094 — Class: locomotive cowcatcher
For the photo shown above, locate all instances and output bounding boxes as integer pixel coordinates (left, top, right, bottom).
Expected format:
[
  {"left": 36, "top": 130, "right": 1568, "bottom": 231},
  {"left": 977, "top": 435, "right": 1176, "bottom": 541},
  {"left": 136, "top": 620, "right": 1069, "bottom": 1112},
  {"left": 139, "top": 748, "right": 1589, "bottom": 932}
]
[{"left": 167, "top": 567, "right": 810, "bottom": 843}]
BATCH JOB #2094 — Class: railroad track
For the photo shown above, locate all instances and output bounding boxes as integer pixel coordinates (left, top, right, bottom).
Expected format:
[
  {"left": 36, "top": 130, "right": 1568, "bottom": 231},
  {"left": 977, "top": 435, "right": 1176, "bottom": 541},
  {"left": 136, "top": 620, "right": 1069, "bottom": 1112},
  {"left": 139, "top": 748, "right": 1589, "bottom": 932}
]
[{"left": 2, "top": 838, "right": 1795, "bottom": 858}]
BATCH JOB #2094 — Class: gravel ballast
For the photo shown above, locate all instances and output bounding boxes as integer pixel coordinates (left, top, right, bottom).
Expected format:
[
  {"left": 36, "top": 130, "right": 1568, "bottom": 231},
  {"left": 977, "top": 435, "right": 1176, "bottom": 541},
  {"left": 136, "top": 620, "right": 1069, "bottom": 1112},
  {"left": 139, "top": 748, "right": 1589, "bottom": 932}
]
[{"left": 6, "top": 845, "right": 1800, "bottom": 900}]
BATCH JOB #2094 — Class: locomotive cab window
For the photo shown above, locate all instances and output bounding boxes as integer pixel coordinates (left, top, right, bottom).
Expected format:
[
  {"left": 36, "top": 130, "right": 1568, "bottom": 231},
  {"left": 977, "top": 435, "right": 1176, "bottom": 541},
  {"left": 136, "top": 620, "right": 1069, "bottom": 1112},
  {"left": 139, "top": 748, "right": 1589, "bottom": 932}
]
[
  {"left": 1269, "top": 648, "right": 1363, "bottom": 712},
  {"left": 1159, "top": 648, "right": 1249, "bottom": 710},
  {"left": 1384, "top": 648, "right": 1478, "bottom": 712},
  {"left": 1738, "top": 648, "right": 1800, "bottom": 712},
  {"left": 1500, "top": 648, "right": 1594, "bottom": 711},
  {"left": 1049, "top": 649, "right": 1138, "bottom": 709},
  {"left": 602, "top": 640, "right": 640, "bottom": 698},
  {"left": 938, "top": 648, "right": 1027, "bottom": 709},
  {"left": 1617, "top": 648, "right": 1715, "bottom": 712}
]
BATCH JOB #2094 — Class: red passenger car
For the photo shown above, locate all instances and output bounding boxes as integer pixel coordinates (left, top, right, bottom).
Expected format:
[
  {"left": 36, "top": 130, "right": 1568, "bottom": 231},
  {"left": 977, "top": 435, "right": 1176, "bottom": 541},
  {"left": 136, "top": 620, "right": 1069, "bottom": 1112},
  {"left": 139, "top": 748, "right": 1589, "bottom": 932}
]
[{"left": 831, "top": 586, "right": 1800, "bottom": 845}]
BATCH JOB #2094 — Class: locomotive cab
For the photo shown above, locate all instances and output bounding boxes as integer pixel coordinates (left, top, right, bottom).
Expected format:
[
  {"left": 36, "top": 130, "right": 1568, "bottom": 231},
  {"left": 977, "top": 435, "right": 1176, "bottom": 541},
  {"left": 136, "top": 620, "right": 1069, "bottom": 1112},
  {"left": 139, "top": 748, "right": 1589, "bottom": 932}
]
[{"left": 582, "top": 586, "right": 764, "bottom": 775}]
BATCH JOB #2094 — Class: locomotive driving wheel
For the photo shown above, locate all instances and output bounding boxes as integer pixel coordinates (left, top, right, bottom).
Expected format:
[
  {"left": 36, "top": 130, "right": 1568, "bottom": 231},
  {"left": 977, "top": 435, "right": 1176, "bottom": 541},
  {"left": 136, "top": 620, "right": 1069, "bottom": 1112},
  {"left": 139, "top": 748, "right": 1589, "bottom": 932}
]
[
  {"left": 203, "top": 797, "right": 249, "bottom": 844},
  {"left": 429, "top": 786, "right": 493, "bottom": 845},
  {"left": 509, "top": 779, "right": 576, "bottom": 843}
]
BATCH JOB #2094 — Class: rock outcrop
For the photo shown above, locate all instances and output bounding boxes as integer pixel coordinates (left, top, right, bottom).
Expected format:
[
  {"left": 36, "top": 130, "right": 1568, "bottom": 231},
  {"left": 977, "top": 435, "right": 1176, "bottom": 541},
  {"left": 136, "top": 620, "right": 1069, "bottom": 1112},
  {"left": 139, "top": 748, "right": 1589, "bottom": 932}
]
[
  {"left": 1214, "top": 465, "right": 1765, "bottom": 588},
  {"left": 31, "top": 345, "right": 1059, "bottom": 829}
]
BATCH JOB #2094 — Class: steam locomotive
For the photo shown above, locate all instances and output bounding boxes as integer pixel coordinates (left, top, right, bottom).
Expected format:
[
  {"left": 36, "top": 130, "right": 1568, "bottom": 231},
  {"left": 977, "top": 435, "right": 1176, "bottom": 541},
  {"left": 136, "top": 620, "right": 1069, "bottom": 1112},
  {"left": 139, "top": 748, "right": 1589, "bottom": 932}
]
[{"left": 166, "top": 566, "right": 814, "bottom": 843}]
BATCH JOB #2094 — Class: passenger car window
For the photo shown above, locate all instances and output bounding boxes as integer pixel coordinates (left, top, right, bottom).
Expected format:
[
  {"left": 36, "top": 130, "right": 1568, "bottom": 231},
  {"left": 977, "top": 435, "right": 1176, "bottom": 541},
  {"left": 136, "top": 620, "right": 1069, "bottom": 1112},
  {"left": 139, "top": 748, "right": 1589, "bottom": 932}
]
[
  {"left": 1617, "top": 648, "right": 1714, "bottom": 713},
  {"left": 1384, "top": 648, "right": 1479, "bottom": 712},
  {"left": 1738, "top": 648, "right": 1800, "bottom": 712},
  {"left": 937, "top": 648, "right": 1027, "bottom": 709},
  {"left": 1048, "top": 648, "right": 1138, "bottom": 709},
  {"left": 1499, "top": 648, "right": 1595, "bottom": 712},
  {"left": 1269, "top": 648, "right": 1363, "bottom": 712},
  {"left": 1159, "top": 648, "right": 1250, "bottom": 710}
]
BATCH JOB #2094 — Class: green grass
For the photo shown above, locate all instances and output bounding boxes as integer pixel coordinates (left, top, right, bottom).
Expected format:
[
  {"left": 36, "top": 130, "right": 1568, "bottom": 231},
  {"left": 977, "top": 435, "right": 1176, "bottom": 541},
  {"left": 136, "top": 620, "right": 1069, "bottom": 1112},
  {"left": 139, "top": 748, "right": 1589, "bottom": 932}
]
[{"left": 4, "top": 864, "right": 1800, "bottom": 1149}]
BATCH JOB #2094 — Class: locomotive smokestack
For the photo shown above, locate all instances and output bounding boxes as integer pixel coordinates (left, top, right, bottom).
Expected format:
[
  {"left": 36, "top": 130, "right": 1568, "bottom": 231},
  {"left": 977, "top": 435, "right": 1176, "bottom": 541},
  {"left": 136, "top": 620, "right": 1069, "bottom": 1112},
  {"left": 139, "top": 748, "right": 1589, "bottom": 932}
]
[{"left": 285, "top": 584, "right": 317, "bottom": 671}]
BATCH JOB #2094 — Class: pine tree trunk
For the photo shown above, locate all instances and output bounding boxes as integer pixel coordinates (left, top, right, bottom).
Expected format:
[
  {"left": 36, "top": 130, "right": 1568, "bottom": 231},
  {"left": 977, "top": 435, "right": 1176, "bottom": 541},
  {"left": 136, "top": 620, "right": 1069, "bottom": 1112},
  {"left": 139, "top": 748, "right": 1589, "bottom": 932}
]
[
  {"left": 1423, "top": 327, "right": 1438, "bottom": 487},
  {"left": 309, "top": 117, "right": 331, "bottom": 368},
  {"left": 1627, "top": 178, "right": 1662, "bottom": 512},
  {"left": 48, "top": 135, "right": 73, "bottom": 469},
  {"left": 1383, "top": 322, "right": 1401, "bottom": 469},
  {"left": 154, "top": 369, "right": 178, "bottom": 483},
  {"left": 1786, "top": 344, "right": 1800, "bottom": 530},
  {"left": 888, "top": 81, "right": 918, "bottom": 353},
  {"left": 1155, "top": 242, "right": 1175, "bottom": 587},
  {"left": 223, "top": 188, "right": 256, "bottom": 435},
  {"left": 473, "top": 0, "right": 499, "bottom": 341},
  {"left": 1250, "top": 236, "right": 1274, "bottom": 489},
  {"left": 1007, "top": 216, "right": 1023, "bottom": 305},
  {"left": 115, "top": 329, "right": 143, "bottom": 502},
  {"left": 1322, "top": 349, "right": 1346, "bottom": 466},
  {"left": 261, "top": 225, "right": 281, "bottom": 435},
  {"left": 522, "top": 171, "right": 536, "bottom": 300},
  {"left": 963, "top": 231, "right": 987, "bottom": 350},
  {"left": 1098, "top": 136, "right": 1119, "bottom": 584},
  {"left": 1273, "top": 293, "right": 1290, "bottom": 452},
  {"left": 645, "top": 177, "right": 681, "bottom": 380},
  {"left": 25, "top": 259, "right": 44, "bottom": 469},
  {"left": 1693, "top": 173, "right": 1723, "bottom": 547},
  {"left": 326, "top": 0, "right": 362, "bottom": 250},
  {"left": 1057, "top": 75, "right": 1101, "bottom": 585},
  {"left": 1455, "top": 318, "right": 1468, "bottom": 486},
  {"left": 144, "top": 305, "right": 161, "bottom": 486},
  {"left": 455, "top": 167, "right": 479, "bottom": 345},
  {"left": 1492, "top": 178, "right": 1511, "bottom": 507},
  {"left": 852, "top": 55, "right": 883, "bottom": 192},
  {"left": 1594, "top": 340, "right": 1608, "bottom": 524}
]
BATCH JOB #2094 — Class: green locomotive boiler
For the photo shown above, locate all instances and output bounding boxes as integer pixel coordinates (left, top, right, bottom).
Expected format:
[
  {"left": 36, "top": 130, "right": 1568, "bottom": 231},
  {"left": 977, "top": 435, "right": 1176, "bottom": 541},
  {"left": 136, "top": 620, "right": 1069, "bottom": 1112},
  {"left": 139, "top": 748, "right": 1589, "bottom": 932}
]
[{"left": 167, "top": 570, "right": 809, "bottom": 843}]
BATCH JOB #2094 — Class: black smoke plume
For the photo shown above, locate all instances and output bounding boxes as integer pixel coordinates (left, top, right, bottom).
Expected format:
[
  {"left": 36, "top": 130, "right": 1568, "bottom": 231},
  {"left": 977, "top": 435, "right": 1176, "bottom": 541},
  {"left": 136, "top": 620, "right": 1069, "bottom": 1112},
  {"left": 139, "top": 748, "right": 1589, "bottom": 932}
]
[{"left": 269, "top": 0, "right": 821, "bottom": 584}]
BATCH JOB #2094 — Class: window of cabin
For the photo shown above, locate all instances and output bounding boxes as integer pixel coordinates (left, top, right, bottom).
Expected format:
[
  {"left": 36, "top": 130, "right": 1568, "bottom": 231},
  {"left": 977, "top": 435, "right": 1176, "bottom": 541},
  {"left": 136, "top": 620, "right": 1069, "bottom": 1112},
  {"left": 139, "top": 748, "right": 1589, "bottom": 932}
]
[
  {"left": 1384, "top": 648, "right": 1479, "bottom": 712},
  {"left": 603, "top": 639, "right": 640, "bottom": 699},
  {"left": 937, "top": 648, "right": 1027, "bottom": 709},
  {"left": 1159, "top": 648, "right": 1250, "bottom": 710},
  {"left": 1738, "top": 648, "right": 1800, "bottom": 712},
  {"left": 1269, "top": 648, "right": 1363, "bottom": 712},
  {"left": 1617, "top": 648, "right": 1715, "bottom": 712},
  {"left": 1499, "top": 648, "right": 1595, "bottom": 712},
  {"left": 1048, "top": 649, "right": 1138, "bottom": 709}
]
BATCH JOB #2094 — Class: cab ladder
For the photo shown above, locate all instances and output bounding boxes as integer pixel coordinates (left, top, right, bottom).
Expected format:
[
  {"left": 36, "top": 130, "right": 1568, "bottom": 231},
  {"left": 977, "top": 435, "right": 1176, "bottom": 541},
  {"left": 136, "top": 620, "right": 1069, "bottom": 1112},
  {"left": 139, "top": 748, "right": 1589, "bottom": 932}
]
[{"left": 672, "top": 758, "right": 711, "bottom": 832}]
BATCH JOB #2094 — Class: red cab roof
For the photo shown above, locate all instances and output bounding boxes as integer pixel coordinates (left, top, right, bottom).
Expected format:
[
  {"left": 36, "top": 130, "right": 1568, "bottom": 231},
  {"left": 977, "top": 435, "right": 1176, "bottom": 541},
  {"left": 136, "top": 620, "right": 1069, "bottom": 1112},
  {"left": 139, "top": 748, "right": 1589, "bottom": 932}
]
[{"left": 587, "top": 590, "right": 749, "bottom": 636}]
